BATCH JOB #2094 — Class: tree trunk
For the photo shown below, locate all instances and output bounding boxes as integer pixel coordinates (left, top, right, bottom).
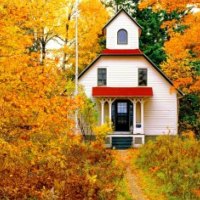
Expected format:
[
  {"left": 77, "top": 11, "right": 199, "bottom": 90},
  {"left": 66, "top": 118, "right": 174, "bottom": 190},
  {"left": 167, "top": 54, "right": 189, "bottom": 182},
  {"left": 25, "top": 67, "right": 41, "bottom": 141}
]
[{"left": 41, "top": 41, "right": 46, "bottom": 64}]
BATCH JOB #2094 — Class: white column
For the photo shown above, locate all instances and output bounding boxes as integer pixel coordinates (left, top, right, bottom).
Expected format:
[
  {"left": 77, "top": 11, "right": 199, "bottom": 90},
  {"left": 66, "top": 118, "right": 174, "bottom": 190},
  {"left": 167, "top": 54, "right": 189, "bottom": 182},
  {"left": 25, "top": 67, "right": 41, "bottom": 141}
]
[
  {"left": 108, "top": 99, "right": 112, "bottom": 121},
  {"left": 133, "top": 100, "right": 137, "bottom": 134},
  {"left": 100, "top": 100, "right": 105, "bottom": 125},
  {"left": 141, "top": 99, "right": 144, "bottom": 134}
]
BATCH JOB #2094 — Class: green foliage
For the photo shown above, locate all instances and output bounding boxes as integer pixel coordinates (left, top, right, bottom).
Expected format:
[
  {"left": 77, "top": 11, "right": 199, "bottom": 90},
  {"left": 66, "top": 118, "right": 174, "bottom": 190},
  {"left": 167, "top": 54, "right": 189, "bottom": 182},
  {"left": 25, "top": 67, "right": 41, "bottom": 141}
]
[
  {"left": 179, "top": 94, "right": 200, "bottom": 137},
  {"left": 192, "top": 61, "right": 200, "bottom": 75},
  {"left": 136, "top": 136, "right": 200, "bottom": 200},
  {"left": 135, "top": 8, "right": 167, "bottom": 66},
  {"left": 78, "top": 94, "right": 99, "bottom": 139}
]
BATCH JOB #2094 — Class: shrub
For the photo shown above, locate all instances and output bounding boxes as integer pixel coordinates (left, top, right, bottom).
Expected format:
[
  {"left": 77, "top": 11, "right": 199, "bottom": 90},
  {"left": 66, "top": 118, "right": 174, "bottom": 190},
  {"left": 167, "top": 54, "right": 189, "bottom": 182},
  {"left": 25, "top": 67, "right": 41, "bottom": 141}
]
[
  {"left": 0, "top": 134, "right": 123, "bottom": 199},
  {"left": 136, "top": 135, "right": 200, "bottom": 200}
]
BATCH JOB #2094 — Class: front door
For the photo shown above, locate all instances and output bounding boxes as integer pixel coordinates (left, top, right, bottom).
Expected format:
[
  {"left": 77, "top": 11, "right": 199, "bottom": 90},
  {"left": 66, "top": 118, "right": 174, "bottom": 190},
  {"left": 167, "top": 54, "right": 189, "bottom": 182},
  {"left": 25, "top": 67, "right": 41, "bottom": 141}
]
[{"left": 115, "top": 101, "right": 129, "bottom": 131}]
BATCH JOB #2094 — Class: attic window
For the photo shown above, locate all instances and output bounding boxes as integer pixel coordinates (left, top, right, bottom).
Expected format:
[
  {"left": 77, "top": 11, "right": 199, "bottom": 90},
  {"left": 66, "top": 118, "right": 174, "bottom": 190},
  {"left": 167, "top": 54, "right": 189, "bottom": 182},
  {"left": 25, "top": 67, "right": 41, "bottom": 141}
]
[{"left": 117, "top": 29, "right": 128, "bottom": 44}]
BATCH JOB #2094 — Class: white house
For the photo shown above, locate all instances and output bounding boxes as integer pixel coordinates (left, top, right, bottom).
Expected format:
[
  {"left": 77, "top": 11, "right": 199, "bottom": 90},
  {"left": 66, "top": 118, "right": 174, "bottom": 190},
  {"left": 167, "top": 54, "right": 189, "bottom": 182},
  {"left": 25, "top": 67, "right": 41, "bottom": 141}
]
[{"left": 79, "top": 9, "right": 183, "bottom": 148}]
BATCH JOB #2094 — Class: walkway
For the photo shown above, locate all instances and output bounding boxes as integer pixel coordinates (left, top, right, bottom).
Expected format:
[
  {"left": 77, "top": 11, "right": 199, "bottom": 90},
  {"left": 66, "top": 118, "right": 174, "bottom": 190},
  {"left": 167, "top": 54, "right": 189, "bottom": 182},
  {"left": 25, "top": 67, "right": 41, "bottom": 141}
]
[{"left": 116, "top": 150, "right": 149, "bottom": 200}]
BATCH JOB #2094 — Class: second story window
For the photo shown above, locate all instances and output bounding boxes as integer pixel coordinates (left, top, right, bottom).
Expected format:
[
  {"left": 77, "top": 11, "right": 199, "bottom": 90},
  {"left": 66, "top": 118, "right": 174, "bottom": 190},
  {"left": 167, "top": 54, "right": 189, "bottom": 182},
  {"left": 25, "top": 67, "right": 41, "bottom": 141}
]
[
  {"left": 138, "top": 68, "right": 147, "bottom": 86},
  {"left": 98, "top": 68, "right": 107, "bottom": 86},
  {"left": 117, "top": 29, "right": 128, "bottom": 44}
]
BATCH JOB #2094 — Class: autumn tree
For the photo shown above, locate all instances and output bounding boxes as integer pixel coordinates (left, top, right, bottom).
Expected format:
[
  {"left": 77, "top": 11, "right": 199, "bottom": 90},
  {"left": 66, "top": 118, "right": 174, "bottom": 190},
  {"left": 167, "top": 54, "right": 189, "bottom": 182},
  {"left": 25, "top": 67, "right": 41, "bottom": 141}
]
[
  {"left": 0, "top": 0, "right": 123, "bottom": 199},
  {"left": 26, "top": 0, "right": 66, "bottom": 63},
  {"left": 139, "top": 0, "right": 200, "bottom": 13},
  {"left": 52, "top": 0, "right": 109, "bottom": 72},
  {"left": 139, "top": 0, "right": 200, "bottom": 136}
]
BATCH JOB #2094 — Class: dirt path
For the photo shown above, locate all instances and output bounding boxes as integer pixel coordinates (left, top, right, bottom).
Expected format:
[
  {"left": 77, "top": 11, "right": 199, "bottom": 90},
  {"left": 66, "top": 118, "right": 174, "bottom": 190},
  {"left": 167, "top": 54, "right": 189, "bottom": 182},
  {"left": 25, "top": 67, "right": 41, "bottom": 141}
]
[{"left": 117, "top": 150, "right": 149, "bottom": 200}]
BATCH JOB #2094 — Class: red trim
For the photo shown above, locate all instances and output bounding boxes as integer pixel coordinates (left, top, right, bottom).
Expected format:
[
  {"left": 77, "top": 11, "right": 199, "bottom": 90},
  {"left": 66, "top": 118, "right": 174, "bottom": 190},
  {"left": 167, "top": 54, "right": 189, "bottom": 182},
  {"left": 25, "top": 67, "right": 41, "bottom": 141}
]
[
  {"left": 92, "top": 87, "right": 153, "bottom": 97},
  {"left": 102, "top": 49, "right": 142, "bottom": 55}
]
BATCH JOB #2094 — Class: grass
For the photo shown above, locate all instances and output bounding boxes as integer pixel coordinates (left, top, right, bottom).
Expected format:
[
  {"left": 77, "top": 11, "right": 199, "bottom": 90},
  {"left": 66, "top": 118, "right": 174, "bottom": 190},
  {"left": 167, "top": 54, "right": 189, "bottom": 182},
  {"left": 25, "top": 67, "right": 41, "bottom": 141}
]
[
  {"left": 117, "top": 177, "right": 133, "bottom": 200},
  {"left": 129, "top": 149, "right": 167, "bottom": 200}
]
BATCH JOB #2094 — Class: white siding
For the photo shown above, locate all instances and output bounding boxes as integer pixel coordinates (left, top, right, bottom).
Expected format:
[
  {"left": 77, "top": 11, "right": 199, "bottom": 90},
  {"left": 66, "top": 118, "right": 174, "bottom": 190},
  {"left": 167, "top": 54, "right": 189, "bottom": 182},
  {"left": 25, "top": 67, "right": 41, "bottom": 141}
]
[
  {"left": 106, "top": 12, "right": 139, "bottom": 49},
  {"left": 79, "top": 56, "right": 178, "bottom": 135}
]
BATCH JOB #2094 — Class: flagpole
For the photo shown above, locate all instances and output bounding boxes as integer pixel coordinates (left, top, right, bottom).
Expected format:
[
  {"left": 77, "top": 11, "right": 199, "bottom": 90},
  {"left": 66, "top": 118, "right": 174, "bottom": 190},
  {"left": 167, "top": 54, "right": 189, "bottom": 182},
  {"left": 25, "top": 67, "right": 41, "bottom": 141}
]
[{"left": 75, "top": 0, "right": 79, "bottom": 131}]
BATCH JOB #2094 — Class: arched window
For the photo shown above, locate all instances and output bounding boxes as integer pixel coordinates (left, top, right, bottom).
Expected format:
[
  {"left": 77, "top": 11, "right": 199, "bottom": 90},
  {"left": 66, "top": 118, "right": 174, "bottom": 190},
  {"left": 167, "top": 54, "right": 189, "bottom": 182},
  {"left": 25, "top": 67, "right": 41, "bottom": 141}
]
[{"left": 117, "top": 29, "right": 128, "bottom": 44}]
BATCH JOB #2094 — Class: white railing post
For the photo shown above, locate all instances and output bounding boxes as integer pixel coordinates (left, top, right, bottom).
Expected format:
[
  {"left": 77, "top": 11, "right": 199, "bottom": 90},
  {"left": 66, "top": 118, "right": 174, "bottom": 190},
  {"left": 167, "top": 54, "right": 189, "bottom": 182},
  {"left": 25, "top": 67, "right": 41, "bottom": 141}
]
[
  {"left": 133, "top": 100, "right": 137, "bottom": 134},
  {"left": 108, "top": 99, "right": 112, "bottom": 122},
  {"left": 141, "top": 99, "right": 144, "bottom": 134},
  {"left": 100, "top": 99, "right": 105, "bottom": 125}
]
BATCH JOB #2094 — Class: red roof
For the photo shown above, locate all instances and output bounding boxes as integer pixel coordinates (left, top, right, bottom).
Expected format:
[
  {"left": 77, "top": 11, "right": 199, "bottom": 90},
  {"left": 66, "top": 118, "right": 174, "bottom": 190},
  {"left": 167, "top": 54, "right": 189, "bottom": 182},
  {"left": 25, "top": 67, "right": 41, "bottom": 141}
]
[
  {"left": 92, "top": 87, "right": 153, "bottom": 97},
  {"left": 102, "top": 49, "right": 142, "bottom": 55}
]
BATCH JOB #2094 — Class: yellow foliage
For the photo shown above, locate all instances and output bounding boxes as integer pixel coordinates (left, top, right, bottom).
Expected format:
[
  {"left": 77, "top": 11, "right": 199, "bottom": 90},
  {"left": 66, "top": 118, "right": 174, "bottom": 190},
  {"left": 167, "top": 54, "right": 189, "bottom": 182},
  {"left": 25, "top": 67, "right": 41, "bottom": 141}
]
[
  {"left": 55, "top": 0, "right": 109, "bottom": 71},
  {"left": 160, "top": 12, "right": 200, "bottom": 93},
  {"left": 139, "top": 0, "right": 200, "bottom": 13},
  {"left": 181, "top": 130, "right": 196, "bottom": 139},
  {"left": 93, "top": 122, "right": 112, "bottom": 141},
  {"left": 0, "top": 1, "right": 124, "bottom": 199}
]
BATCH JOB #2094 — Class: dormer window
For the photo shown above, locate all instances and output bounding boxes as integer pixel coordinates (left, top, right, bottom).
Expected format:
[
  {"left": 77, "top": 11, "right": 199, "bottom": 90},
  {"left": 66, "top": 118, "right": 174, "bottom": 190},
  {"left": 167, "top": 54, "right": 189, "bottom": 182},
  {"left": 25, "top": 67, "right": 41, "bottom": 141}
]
[{"left": 117, "top": 29, "right": 128, "bottom": 44}]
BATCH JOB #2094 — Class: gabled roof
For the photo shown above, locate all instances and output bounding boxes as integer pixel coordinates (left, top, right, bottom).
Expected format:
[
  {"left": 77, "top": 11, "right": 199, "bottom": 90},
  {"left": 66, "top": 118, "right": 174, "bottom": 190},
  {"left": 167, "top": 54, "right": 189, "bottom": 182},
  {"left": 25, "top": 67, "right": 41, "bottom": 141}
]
[
  {"left": 78, "top": 53, "right": 183, "bottom": 96},
  {"left": 102, "top": 8, "right": 142, "bottom": 31}
]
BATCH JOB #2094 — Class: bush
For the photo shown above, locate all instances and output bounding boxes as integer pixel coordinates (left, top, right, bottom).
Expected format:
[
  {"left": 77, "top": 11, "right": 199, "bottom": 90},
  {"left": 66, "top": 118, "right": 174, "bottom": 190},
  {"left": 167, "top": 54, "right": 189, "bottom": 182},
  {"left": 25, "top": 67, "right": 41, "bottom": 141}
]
[
  {"left": 136, "top": 135, "right": 200, "bottom": 200},
  {"left": 0, "top": 134, "right": 123, "bottom": 199}
]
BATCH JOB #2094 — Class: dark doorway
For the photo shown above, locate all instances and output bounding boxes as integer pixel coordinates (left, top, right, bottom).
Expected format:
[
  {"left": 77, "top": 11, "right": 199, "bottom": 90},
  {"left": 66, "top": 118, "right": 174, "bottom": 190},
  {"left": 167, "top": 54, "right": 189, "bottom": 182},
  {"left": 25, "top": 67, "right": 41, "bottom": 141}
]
[{"left": 114, "top": 100, "right": 130, "bottom": 131}]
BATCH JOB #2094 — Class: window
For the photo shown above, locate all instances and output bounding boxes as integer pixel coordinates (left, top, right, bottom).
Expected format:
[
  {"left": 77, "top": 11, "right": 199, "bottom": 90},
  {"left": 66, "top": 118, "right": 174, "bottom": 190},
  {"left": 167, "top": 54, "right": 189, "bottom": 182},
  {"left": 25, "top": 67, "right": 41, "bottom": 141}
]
[
  {"left": 117, "top": 102, "right": 127, "bottom": 114},
  {"left": 98, "top": 68, "right": 107, "bottom": 86},
  {"left": 138, "top": 68, "right": 147, "bottom": 86},
  {"left": 117, "top": 29, "right": 128, "bottom": 44}
]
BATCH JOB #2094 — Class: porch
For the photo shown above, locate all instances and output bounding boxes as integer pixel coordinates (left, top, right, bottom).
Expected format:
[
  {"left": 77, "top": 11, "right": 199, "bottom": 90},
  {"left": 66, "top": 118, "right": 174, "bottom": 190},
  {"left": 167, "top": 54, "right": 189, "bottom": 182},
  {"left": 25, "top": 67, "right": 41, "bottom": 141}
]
[
  {"left": 92, "top": 87, "right": 153, "bottom": 148},
  {"left": 99, "top": 98, "right": 145, "bottom": 134},
  {"left": 99, "top": 98, "right": 146, "bottom": 148}
]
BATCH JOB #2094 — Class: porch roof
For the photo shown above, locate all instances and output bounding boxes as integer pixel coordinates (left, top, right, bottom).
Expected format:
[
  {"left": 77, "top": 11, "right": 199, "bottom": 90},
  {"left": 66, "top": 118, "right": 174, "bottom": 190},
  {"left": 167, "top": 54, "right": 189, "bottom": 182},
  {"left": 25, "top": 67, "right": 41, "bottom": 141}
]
[{"left": 92, "top": 87, "right": 153, "bottom": 97}]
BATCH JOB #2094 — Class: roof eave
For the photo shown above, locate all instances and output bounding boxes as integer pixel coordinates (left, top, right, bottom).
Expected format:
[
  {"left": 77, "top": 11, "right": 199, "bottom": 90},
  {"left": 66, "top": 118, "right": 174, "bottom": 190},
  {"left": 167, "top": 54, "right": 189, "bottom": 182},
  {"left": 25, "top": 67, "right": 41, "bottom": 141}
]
[{"left": 142, "top": 54, "right": 184, "bottom": 96}]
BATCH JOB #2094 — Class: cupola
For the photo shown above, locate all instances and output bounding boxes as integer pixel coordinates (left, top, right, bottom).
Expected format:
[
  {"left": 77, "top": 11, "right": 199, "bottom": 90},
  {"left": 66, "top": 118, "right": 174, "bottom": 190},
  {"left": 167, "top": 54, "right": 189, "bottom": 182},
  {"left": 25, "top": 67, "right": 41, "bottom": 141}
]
[{"left": 103, "top": 9, "right": 142, "bottom": 50}]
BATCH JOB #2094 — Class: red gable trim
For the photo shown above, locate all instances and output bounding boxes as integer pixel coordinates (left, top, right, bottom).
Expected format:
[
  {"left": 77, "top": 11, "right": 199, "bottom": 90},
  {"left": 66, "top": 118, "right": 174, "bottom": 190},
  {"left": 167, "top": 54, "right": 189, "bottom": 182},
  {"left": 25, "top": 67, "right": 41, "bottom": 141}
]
[
  {"left": 102, "top": 49, "right": 143, "bottom": 55},
  {"left": 92, "top": 87, "right": 153, "bottom": 97}
]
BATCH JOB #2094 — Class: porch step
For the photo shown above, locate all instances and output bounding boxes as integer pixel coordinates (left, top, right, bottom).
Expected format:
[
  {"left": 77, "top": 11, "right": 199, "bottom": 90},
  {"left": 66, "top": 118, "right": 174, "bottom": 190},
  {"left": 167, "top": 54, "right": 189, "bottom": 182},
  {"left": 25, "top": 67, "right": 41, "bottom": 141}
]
[{"left": 112, "top": 137, "right": 132, "bottom": 149}]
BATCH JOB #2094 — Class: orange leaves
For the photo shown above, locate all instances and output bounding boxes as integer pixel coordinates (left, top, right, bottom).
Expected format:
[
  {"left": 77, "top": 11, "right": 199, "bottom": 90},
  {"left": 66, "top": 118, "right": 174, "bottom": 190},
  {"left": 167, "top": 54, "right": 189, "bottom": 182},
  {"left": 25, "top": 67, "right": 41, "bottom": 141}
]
[
  {"left": 159, "top": 12, "right": 200, "bottom": 93},
  {"left": 0, "top": 1, "right": 124, "bottom": 199},
  {"left": 139, "top": 0, "right": 200, "bottom": 94},
  {"left": 192, "top": 189, "right": 200, "bottom": 198},
  {"left": 139, "top": 0, "right": 199, "bottom": 13},
  {"left": 173, "top": 77, "right": 193, "bottom": 93},
  {"left": 190, "top": 76, "right": 200, "bottom": 92}
]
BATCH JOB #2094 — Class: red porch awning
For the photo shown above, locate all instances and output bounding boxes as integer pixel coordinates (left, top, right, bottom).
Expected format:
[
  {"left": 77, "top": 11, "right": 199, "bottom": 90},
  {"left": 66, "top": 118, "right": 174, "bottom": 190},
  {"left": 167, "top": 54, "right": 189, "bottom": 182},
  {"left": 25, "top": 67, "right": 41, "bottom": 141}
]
[{"left": 92, "top": 87, "right": 153, "bottom": 97}]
